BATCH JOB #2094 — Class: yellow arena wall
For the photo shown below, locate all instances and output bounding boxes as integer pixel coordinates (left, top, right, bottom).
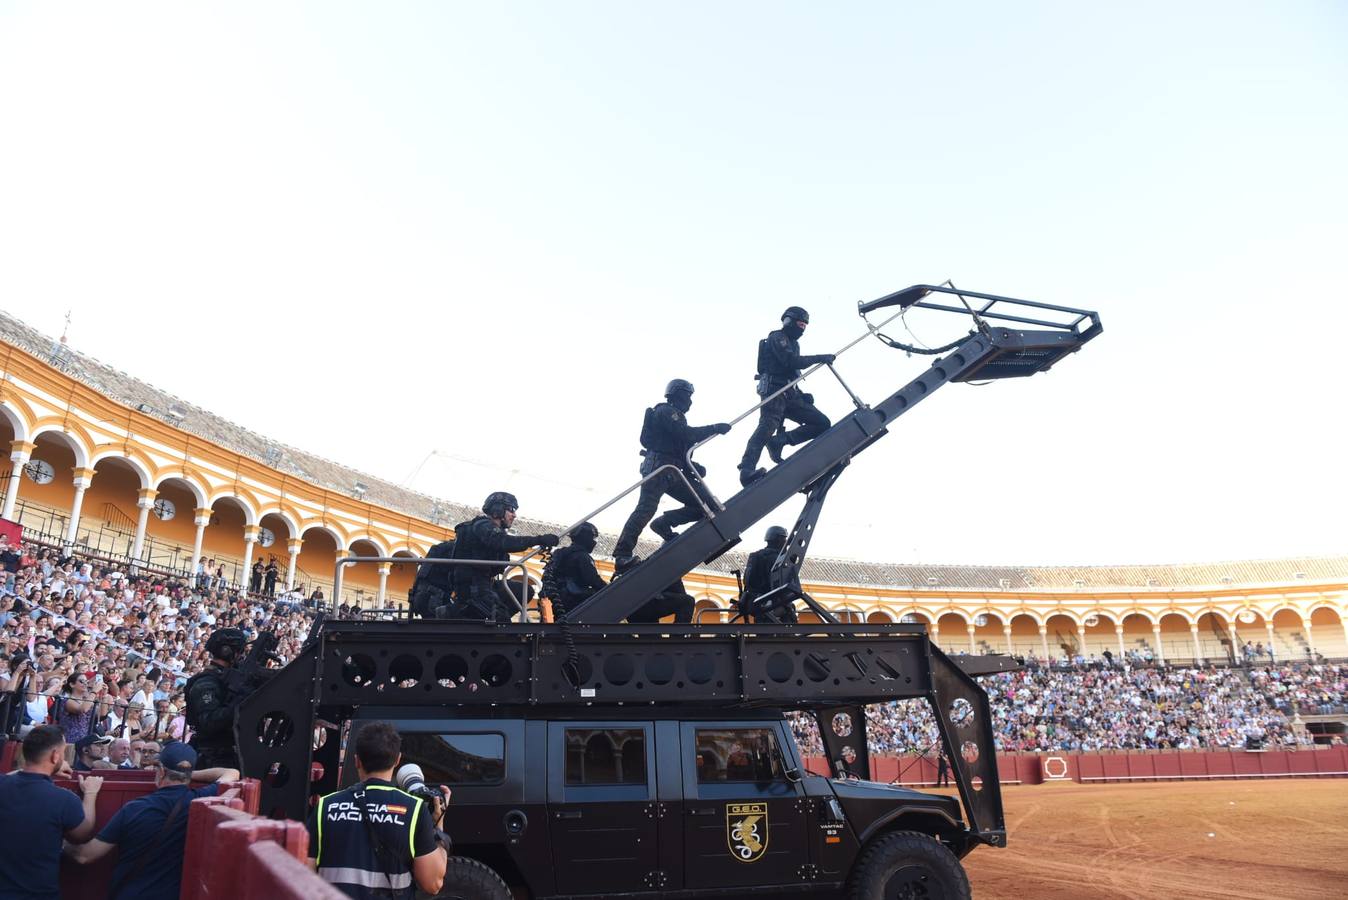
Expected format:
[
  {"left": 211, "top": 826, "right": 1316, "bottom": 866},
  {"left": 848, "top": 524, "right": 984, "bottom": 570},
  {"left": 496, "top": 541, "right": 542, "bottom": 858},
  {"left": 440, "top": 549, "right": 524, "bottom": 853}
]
[{"left": 1, "top": 314, "right": 1345, "bottom": 662}]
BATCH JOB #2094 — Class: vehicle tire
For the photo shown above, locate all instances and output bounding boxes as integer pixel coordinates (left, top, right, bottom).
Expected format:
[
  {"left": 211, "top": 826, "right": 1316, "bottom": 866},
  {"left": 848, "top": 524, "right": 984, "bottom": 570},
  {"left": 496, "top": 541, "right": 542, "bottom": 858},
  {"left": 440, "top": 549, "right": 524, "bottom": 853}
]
[
  {"left": 847, "top": 830, "right": 970, "bottom": 900},
  {"left": 424, "top": 855, "right": 512, "bottom": 900}
]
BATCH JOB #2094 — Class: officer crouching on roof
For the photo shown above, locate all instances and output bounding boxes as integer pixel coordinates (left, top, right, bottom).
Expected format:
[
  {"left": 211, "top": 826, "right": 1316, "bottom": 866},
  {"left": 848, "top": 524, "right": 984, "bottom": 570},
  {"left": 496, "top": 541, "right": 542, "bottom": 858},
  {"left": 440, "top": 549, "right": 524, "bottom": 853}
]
[
  {"left": 307, "top": 721, "right": 449, "bottom": 899},
  {"left": 184, "top": 627, "right": 249, "bottom": 770},
  {"left": 738, "top": 306, "right": 835, "bottom": 486},
  {"left": 739, "top": 525, "right": 796, "bottom": 622},
  {"left": 451, "top": 492, "right": 558, "bottom": 621},
  {"left": 540, "top": 522, "right": 606, "bottom": 616},
  {"left": 612, "top": 379, "right": 731, "bottom": 568}
]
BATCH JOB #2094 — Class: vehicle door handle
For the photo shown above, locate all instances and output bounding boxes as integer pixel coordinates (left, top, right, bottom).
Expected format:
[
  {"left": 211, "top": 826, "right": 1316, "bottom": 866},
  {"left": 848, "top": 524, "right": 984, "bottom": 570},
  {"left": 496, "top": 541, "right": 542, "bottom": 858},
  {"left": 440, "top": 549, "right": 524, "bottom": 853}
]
[
  {"left": 554, "top": 810, "right": 583, "bottom": 820},
  {"left": 687, "top": 807, "right": 717, "bottom": 816}
]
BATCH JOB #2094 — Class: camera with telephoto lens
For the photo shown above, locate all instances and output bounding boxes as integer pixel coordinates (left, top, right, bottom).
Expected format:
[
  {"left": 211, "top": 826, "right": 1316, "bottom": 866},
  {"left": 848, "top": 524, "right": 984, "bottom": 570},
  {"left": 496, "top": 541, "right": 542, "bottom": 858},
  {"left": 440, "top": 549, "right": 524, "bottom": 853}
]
[{"left": 395, "top": 764, "right": 452, "bottom": 851}]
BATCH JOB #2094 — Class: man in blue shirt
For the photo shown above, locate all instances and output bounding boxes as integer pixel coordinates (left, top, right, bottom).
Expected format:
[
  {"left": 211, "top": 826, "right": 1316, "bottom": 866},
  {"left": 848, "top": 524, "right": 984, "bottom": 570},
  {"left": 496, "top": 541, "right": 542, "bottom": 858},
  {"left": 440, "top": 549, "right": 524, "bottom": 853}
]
[
  {"left": 0, "top": 724, "right": 103, "bottom": 900},
  {"left": 62, "top": 742, "right": 238, "bottom": 900}
]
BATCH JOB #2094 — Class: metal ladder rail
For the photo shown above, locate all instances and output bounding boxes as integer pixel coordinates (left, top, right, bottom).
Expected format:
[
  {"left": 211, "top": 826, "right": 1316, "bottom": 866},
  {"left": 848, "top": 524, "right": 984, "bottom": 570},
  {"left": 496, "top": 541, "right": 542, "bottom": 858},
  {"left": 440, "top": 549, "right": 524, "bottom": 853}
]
[{"left": 565, "top": 328, "right": 1014, "bottom": 624}]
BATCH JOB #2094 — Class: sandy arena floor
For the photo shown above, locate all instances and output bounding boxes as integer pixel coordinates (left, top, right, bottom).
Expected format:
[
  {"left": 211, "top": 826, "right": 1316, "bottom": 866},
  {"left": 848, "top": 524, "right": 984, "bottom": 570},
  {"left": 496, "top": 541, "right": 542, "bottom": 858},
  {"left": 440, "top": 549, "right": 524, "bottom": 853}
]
[{"left": 962, "top": 778, "right": 1348, "bottom": 899}]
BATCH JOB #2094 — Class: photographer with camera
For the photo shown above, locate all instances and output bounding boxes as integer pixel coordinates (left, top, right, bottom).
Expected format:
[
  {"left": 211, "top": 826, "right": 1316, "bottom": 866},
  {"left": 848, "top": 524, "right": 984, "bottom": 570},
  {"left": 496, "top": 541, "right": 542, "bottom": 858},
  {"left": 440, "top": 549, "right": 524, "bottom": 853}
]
[{"left": 306, "top": 721, "right": 449, "bottom": 899}]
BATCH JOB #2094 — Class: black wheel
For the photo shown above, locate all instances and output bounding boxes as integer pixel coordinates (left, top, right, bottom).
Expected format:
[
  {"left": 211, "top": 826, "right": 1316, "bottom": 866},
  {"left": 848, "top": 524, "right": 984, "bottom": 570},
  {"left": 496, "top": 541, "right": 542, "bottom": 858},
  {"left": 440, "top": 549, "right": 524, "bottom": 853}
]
[
  {"left": 424, "top": 855, "right": 512, "bottom": 900},
  {"left": 847, "top": 831, "right": 970, "bottom": 900}
]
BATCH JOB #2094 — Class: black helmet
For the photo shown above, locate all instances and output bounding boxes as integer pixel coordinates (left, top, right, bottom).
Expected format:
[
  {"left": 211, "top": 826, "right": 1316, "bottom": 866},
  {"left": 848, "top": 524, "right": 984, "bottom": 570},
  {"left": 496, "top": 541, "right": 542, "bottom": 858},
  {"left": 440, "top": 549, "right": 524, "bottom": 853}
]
[
  {"left": 569, "top": 521, "right": 599, "bottom": 549},
  {"left": 205, "top": 627, "right": 248, "bottom": 661},
  {"left": 664, "top": 379, "right": 694, "bottom": 398},
  {"left": 764, "top": 525, "right": 788, "bottom": 546},
  {"left": 483, "top": 491, "right": 519, "bottom": 517},
  {"left": 781, "top": 306, "right": 810, "bottom": 325}
]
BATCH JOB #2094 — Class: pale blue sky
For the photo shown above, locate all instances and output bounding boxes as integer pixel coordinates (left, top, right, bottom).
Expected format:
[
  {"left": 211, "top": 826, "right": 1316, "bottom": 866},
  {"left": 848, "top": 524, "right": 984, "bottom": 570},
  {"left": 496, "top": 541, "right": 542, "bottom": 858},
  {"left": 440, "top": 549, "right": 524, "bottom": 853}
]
[{"left": 2, "top": 2, "right": 1345, "bottom": 564}]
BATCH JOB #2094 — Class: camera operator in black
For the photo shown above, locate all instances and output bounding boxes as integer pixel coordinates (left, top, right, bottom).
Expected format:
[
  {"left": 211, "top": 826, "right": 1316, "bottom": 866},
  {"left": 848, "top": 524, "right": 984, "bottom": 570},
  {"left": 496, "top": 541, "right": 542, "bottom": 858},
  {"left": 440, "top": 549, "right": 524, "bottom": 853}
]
[
  {"left": 738, "top": 306, "right": 835, "bottom": 486},
  {"left": 739, "top": 525, "right": 795, "bottom": 622},
  {"left": 612, "top": 380, "right": 730, "bottom": 565},
  {"left": 184, "top": 628, "right": 248, "bottom": 769},
  {"left": 450, "top": 493, "right": 558, "bottom": 621},
  {"left": 408, "top": 539, "right": 455, "bottom": 619},
  {"left": 307, "top": 721, "right": 448, "bottom": 899},
  {"left": 627, "top": 576, "right": 695, "bottom": 624},
  {"left": 540, "top": 523, "right": 605, "bottom": 614}
]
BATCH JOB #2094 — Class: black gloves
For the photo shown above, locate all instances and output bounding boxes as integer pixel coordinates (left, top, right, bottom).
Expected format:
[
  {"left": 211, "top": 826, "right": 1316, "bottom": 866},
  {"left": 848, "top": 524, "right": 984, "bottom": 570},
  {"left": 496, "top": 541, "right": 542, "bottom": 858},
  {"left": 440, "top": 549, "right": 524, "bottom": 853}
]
[
  {"left": 816, "top": 354, "right": 837, "bottom": 365},
  {"left": 535, "top": 534, "right": 560, "bottom": 548},
  {"left": 714, "top": 422, "right": 732, "bottom": 435}
]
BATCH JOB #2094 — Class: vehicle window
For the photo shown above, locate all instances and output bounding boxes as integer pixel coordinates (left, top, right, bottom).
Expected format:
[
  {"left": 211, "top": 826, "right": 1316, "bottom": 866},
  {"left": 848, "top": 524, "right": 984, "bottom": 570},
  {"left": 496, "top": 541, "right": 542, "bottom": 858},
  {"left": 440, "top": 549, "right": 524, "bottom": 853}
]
[
  {"left": 400, "top": 732, "right": 505, "bottom": 785},
  {"left": 695, "top": 728, "right": 785, "bottom": 783},
  {"left": 564, "top": 728, "right": 646, "bottom": 785}
]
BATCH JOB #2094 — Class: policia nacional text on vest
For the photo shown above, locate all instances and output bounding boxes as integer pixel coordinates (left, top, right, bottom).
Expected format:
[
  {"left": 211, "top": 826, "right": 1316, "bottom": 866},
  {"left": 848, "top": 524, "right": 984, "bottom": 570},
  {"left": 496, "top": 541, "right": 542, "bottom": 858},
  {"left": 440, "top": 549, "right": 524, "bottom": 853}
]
[{"left": 310, "top": 779, "right": 438, "bottom": 899}]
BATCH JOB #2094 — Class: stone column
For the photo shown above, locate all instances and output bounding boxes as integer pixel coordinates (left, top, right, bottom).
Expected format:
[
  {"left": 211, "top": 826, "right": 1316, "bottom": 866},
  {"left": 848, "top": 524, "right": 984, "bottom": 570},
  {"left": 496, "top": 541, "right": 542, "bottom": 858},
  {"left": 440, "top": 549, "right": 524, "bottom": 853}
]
[
  {"left": 1076, "top": 625, "right": 1087, "bottom": 658},
  {"left": 1303, "top": 618, "right": 1315, "bottom": 659},
  {"left": 930, "top": 625, "right": 940, "bottom": 650},
  {"left": 1115, "top": 625, "right": 1126, "bottom": 657},
  {"left": 286, "top": 539, "right": 303, "bottom": 591},
  {"left": 2, "top": 441, "right": 34, "bottom": 520},
  {"left": 377, "top": 562, "right": 392, "bottom": 605},
  {"left": 190, "top": 508, "right": 211, "bottom": 570},
  {"left": 130, "top": 488, "right": 157, "bottom": 561},
  {"left": 241, "top": 526, "right": 260, "bottom": 591},
  {"left": 1152, "top": 625, "right": 1165, "bottom": 664},
  {"left": 1228, "top": 624, "right": 1241, "bottom": 663},
  {"left": 1039, "top": 625, "right": 1050, "bottom": 661},
  {"left": 1265, "top": 621, "right": 1277, "bottom": 662},
  {"left": 1003, "top": 625, "right": 1014, "bottom": 655},
  {"left": 64, "top": 467, "right": 95, "bottom": 545},
  {"left": 1190, "top": 624, "right": 1204, "bottom": 664}
]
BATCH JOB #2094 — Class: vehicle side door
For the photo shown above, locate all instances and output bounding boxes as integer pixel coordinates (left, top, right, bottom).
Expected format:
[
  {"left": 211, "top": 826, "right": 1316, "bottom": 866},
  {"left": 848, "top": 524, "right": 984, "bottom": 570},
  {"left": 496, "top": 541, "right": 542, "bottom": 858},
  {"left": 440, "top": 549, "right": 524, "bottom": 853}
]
[
  {"left": 547, "top": 721, "right": 659, "bottom": 896},
  {"left": 679, "top": 721, "right": 812, "bottom": 890}
]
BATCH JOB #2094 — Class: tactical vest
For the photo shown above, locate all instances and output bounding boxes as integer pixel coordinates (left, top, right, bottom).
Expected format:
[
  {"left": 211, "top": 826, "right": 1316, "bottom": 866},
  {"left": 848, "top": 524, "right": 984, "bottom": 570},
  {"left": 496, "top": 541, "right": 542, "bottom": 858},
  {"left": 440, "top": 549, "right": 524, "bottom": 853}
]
[
  {"left": 756, "top": 330, "right": 799, "bottom": 382},
  {"left": 450, "top": 517, "right": 506, "bottom": 586},
  {"left": 639, "top": 403, "right": 683, "bottom": 456}
]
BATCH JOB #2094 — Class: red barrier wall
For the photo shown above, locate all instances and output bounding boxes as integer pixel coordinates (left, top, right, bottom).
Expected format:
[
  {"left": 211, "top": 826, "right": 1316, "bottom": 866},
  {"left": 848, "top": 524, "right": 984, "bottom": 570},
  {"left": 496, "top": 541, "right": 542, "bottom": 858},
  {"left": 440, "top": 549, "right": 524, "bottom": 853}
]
[{"left": 807, "top": 746, "right": 1348, "bottom": 786}]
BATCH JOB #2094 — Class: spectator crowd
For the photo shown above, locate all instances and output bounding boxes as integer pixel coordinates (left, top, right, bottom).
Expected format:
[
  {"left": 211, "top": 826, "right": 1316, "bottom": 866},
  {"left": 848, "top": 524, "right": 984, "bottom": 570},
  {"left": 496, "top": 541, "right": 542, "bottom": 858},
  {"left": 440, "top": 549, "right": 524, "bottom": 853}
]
[
  {"left": 0, "top": 535, "right": 319, "bottom": 756},
  {"left": 793, "top": 655, "right": 1347, "bottom": 757}
]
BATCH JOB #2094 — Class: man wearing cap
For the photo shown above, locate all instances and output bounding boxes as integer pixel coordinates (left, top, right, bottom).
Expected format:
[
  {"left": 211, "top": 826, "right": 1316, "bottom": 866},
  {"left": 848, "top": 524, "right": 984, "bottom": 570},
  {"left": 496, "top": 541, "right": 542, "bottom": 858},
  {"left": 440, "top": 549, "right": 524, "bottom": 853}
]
[
  {"left": 738, "top": 306, "right": 835, "bottom": 486},
  {"left": 72, "top": 733, "right": 115, "bottom": 771},
  {"left": 0, "top": 725, "right": 102, "bottom": 900},
  {"left": 63, "top": 742, "right": 239, "bottom": 900}
]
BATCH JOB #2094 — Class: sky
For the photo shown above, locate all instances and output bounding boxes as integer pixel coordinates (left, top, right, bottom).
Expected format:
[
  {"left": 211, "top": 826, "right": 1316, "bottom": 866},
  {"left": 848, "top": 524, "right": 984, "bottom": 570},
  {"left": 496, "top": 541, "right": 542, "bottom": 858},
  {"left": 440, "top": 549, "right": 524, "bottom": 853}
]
[{"left": 1, "top": 2, "right": 1345, "bottom": 566}]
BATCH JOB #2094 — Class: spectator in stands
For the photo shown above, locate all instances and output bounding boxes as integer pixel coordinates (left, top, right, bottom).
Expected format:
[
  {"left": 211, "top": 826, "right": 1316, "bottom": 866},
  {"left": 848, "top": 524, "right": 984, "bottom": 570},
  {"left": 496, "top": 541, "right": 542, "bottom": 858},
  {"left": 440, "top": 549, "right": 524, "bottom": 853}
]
[
  {"left": 108, "top": 737, "right": 138, "bottom": 769},
  {"left": 56, "top": 673, "right": 95, "bottom": 742},
  {"left": 307, "top": 721, "right": 449, "bottom": 898},
  {"left": 0, "top": 725, "right": 103, "bottom": 898},
  {"left": 63, "top": 741, "right": 239, "bottom": 900},
  {"left": 73, "top": 734, "right": 114, "bottom": 771},
  {"left": 263, "top": 556, "right": 279, "bottom": 599}
]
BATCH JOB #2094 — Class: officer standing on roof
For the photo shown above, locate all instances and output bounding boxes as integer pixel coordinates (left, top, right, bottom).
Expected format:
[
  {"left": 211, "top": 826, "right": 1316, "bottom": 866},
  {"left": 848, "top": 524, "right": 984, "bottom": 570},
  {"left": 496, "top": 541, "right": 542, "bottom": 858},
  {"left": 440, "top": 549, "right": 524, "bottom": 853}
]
[
  {"left": 612, "top": 380, "right": 731, "bottom": 567},
  {"left": 184, "top": 627, "right": 248, "bottom": 769},
  {"left": 738, "top": 307, "right": 835, "bottom": 486},
  {"left": 541, "top": 523, "right": 606, "bottom": 615},
  {"left": 451, "top": 493, "right": 558, "bottom": 621},
  {"left": 408, "top": 538, "right": 455, "bottom": 619},
  {"left": 739, "top": 525, "right": 795, "bottom": 622}
]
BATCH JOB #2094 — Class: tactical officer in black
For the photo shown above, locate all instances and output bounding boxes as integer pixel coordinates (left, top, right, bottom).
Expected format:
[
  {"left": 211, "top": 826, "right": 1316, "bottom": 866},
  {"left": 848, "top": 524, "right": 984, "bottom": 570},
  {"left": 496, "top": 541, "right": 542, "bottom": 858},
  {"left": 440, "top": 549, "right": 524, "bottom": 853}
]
[
  {"left": 612, "top": 379, "right": 730, "bottom": 565},
  {"left": 738, "top": 306, "right": 835, "bottom": 486},
  {"left": 184, "top": 627, "right": 248, "bottom": 769},
  {"left": 540, "top": 522, "right": 605, "bottom": 615},
  {"left": 408, "top": 539, "right": 455, "bottom": 619},
  {"left": 451, "top": 492, "right": 558, "bottom": 621},
  {"left": 739, "top": 525, "right": 796, "bottom": 622},
  {"left": 627, "top": 576, "right": 695, "bottom": 624}
]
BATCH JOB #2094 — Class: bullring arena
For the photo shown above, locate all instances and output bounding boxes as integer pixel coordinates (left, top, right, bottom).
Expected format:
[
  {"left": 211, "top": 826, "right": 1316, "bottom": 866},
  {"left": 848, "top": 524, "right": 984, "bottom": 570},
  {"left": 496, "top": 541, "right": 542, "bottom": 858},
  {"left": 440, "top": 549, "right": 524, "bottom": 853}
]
[{"left": 3, "top": 312, "right": 1345, "bottom": 899}]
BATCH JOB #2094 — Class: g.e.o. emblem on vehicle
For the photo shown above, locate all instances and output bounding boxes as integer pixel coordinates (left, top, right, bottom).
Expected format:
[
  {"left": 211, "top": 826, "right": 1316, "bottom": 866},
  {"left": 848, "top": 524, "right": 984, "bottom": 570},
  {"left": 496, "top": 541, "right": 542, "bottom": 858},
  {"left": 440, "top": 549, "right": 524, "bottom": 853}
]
[{"left": 727, "top": 802, "right": 769, "bottom": 862}]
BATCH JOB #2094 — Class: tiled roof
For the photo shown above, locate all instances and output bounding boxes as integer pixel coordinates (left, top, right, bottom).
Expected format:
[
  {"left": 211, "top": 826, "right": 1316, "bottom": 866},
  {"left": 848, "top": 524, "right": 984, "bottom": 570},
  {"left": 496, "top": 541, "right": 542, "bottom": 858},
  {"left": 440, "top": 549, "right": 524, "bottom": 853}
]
[{"left": 3, "top": 310, "right": 1345, "bottom": 593}]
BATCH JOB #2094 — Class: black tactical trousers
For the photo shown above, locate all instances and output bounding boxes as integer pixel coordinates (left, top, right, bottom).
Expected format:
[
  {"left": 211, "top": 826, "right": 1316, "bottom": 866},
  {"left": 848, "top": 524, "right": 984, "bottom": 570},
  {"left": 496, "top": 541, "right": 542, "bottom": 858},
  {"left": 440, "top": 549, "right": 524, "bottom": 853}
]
[
  {"left": 627, "top": 590, "right": 695, "bottom": 624},
  {"left": 614, "top": 456, "right": 717, "bottom": 559},
  {"left": 739, "top": 387, "right": 831, "bottom": 472},
  {"left": 195, "top": 745, "right": 240, "bottom": 770},
  {"left": 456, "top": 580, "right": 519, "bottom": 621}
]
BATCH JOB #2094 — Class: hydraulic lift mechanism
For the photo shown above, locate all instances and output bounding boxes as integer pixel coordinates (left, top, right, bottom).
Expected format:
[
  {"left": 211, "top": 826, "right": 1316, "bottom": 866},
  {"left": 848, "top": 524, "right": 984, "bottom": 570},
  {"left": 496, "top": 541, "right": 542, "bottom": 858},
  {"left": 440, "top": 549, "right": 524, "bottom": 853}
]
[{"left": 239, "top": 282, "right": 1102, "bottom": 837}]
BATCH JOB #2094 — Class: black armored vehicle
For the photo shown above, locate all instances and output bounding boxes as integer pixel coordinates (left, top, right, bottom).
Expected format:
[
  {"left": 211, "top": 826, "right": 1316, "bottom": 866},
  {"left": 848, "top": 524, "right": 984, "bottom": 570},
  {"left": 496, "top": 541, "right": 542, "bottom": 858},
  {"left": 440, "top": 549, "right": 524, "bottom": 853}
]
[{"left": 237, "top": 284, "right": 1101, "bottom": 898}]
